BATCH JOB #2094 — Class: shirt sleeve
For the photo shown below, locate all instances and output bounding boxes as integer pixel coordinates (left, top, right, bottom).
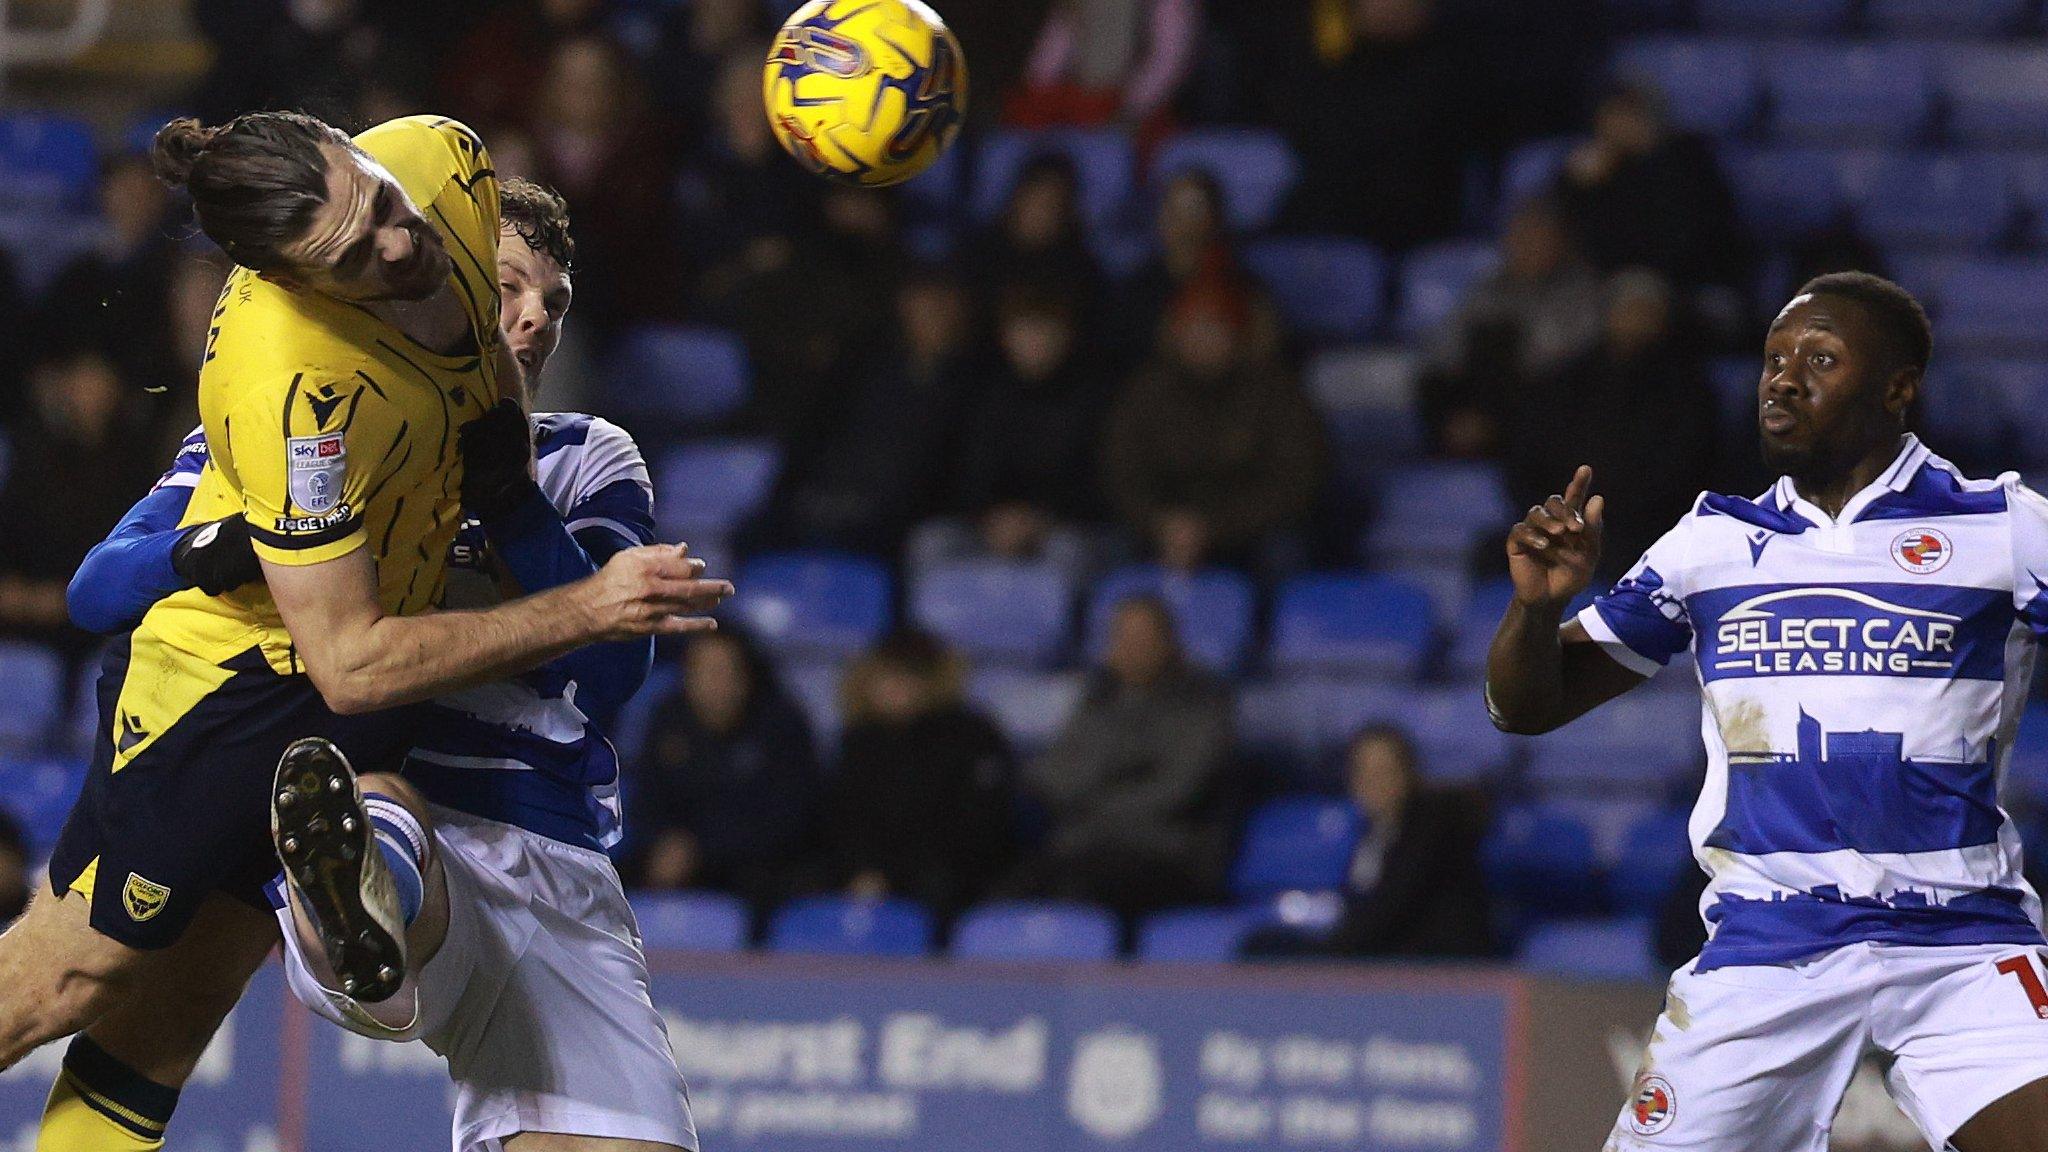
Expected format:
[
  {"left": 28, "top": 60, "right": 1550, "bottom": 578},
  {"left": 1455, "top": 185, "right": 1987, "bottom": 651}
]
[
  {"left": 1575, "top": 515, "right": 1697, "bottom": 678},
  {"left": 66, "top": 484, "right": 194, "bottom": 634},
  {"left": 230, "top": 376, "right": 380, "bottom": 566},
  {"left": 2008, "top": 477, "right": 2048, "bottom": 641},
  {"left": 152, "top": 425, "right": 209, "bottom": 493}
]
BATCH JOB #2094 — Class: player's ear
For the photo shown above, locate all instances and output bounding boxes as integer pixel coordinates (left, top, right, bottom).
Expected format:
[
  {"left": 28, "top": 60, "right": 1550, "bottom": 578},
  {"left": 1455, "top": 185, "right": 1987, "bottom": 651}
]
[{"left": 1883, "top": 365, "right": 1921, "bottom": 422}]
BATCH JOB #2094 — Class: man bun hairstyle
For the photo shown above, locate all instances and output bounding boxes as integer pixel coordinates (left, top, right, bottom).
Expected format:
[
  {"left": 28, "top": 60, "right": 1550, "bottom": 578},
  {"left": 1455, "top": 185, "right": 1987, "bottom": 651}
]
[
  {"left": 498, "top": 177, "right": 575, "bottom": 272},
  {"left": 150, "top": 111, "right": 355, "bottom": 272},
  {"left": 1795, "top": 270, "right": 1933, "bottom": 377}
]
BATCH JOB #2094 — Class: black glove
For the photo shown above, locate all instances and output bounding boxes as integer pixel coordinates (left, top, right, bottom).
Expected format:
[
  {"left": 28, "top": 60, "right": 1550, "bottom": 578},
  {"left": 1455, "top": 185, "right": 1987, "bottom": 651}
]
[
  {"left": 458, "top": 399, "right": 539, "bottom": 520},
  {"left": 171, "top": 515, "right": 262, "bottom": 595}
]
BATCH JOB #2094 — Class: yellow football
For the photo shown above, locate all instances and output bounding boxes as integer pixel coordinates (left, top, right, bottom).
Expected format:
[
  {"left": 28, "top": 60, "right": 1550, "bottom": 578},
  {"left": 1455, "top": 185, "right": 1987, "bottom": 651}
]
[{"left": 763, "top": 0, "right": 968, "bottom": 187}]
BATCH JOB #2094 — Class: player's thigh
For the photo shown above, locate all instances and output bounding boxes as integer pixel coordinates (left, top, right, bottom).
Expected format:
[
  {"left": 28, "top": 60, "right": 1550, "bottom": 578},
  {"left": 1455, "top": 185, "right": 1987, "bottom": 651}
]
[
  {"left": 502, "top": 1135, "right": 689, "bottom": 1152},
  {"left": 1606, "top": 959, "right": 1868, "bottom": 1152},
  {"left": 0, "top": 886, "right": 147, "bottom": 1066},
  {"left": 84, "top": 893, "right": 277, "bottom": 1087},
  {"left": 1950, "top": 1076, "right": 2048, "bottom": 1152},
  {"left": 1880, "top": 946, "right": 2048, "bottom": 1151}
]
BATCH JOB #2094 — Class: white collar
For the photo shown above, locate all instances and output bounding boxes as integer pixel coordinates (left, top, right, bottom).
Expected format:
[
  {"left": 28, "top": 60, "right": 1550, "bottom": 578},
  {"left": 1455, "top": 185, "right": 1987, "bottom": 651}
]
[{"left": 1772, "top": 434, "right": 1927, "bottom": 528}]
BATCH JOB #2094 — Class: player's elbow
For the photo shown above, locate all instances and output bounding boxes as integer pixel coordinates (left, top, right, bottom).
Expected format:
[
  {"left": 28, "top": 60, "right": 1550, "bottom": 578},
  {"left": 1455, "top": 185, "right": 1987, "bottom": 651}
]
[{"left": 301, "top": 660, "right": 385, "bottom": 716}]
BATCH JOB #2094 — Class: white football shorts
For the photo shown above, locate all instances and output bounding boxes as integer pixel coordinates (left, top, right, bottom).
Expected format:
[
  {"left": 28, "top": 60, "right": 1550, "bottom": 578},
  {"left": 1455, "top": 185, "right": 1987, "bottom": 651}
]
[
  {"left": 277, "top": 803, "right": 698, "bottom": 1152},
  {"left": 1607, "top": 941, "right": 2048, "bottom": 1152}
]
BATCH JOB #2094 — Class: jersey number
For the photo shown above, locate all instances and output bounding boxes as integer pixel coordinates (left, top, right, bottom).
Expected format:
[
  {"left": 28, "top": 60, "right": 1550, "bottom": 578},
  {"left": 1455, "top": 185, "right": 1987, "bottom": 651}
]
[{"left": 1996, "top": 954, "right": 2048, "bottom": 1019}]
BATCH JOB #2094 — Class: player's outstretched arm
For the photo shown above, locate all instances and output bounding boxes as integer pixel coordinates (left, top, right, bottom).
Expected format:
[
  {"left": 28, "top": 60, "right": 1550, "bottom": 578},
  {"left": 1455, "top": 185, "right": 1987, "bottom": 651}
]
[
  {"left": 1485, "top": 465, "right": 1646, "bottom": 734},
  {"left": 264, "top": 542, "right": 731, "bottom": 715}
]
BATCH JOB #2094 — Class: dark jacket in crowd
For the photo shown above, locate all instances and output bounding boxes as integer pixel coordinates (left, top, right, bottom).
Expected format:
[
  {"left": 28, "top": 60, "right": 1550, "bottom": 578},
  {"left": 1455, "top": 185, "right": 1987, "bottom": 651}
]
[
  {"left": 1323, "top": 788, "right": 1499, "bottom": 959},
  {"left": 1553, "top": 134, "right": 1748, "bottom": 290},
  {"left": 951, "top": 354, "right": 1111, "bottom": 522}
]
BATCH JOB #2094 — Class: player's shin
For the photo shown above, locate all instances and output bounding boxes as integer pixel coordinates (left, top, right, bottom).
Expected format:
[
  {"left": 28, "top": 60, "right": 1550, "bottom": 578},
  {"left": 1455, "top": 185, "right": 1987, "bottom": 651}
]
[{"left": 36, "top": 1035, "right": 178, "bottom": 1152}]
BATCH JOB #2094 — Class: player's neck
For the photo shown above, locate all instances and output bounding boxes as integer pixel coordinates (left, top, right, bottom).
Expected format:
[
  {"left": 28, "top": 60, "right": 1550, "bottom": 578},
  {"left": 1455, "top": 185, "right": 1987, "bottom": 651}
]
[{"left": 1789, "top": 434, "right": 1908, "bottom": 519}]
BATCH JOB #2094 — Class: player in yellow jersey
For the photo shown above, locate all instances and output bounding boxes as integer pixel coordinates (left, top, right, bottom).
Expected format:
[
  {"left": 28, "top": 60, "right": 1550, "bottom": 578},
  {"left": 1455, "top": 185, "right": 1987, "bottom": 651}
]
[{"left": 0, "top": 111, "right": 731, "bottom": 1149}]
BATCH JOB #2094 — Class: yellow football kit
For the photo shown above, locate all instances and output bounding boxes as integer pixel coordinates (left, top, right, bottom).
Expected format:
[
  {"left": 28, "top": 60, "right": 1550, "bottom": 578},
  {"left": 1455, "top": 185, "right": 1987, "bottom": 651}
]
[{"left": 48, "top": 115, "right": 503, "bottom": 950}]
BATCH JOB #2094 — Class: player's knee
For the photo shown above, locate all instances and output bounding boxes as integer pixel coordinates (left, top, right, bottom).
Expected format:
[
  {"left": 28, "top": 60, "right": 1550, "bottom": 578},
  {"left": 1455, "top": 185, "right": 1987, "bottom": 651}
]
[
  {"left": 359, "top": 771, "right": 433, "bottom": 828},
  {"left": 0, "top": 893, "right": 142, "bottom": 1064}
]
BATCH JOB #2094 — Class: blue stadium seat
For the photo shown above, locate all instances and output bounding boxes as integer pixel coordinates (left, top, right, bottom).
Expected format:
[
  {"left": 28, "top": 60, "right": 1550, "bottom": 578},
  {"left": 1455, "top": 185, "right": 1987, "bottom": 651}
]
[
  {"left": 1407, "top": 686, "right": 1516, "bottom": 784},
  {"left": 1364, "top": 460, "right": 1513, "bottom": 564},
  {"left": 1767, "top": 44, "right": 1934, "bottom": 145},
  {"left": 1243, "top": 237, "right": 1389, "bottom": 340},
  {"left": 608, "top": 324, "right": 750, "bottom": 424},
  {"left": 1517, "top": 917, "right": 1660, "bottom": 981},
  {"left": 970, "top": 128, "right": 1136, "bottom": 232},
  {"left": 1525, "top": 691, "right": 1702, "bottom": 788},
  {"left": 950, "top": 901, "right": 1120, "bottom": 963},
  {"left": 1497, "top": 137, "right": 1573, "bottom": 217},
  {"left": 1930, "top": 258, "right": 2048, "bottom": 351},
  {"left": 1722, "top": 147, "right": 1846, "bottom": 244},
  {"left": 1609, "top": 39, "right": 1762, "bottom": 137},
  {"left": 0, "top": 642, "right": 64, "bottom": 752},
  {"left": 0, "top": 209, "right": 100, "bottom": 295},
  {"left": 965, "top": 668, "right": 1083, "bottom": 752},
  {"left": 1269, "top": 575, "right": 1435, "bottom": 678},
  {"left": 0, "top": 756, "right": 85, "bottom": 857},
  {"left": 729, "top": 552, "right": 892, "bottom": 657},
  {"left": 1395, "top": 241, "right": 1498, "bottom": 339},
  {"left": 1867, "top": 0, "right": 2029, "bottom": 34},
  {"left": 911, "top": 559, "right": 1073, "bottom": 665},
  {"left": 1940, "top": 46, "right": 2048, "bottom": 146},
  {"left": 768, "top": 896, "right": 935, "bottom": 957},
  {"left": 1850, "top": 153, "right": 2014, "bottom": 251},
  {"left": 1706, "top": 355, "right": 1759, "bottom": 441},
  {"left": 1152, "top": 128, "right": 1301, "bottom": 232},
  {"left": 1696, "top": 0, "right": 1854, "bottom": 31},
  {"left": 652, "top": 438, "right": 781, "bottom": 540},
  {"left": 1231, "top": 796, "right": 1365, "bottom": 899},
  {"left": 1235, "top": 678, "right": 1326, "bottom": 768},
  {"left": 0, "top": 113, "right": 95, "bottom": 210},
  {"left": 1085, "top": 565, "right": 1257, "bottom": 673},
  {"left": 1308, "top": 346, "right": 1425, "bottom": 480},
  {"left": 630, "top": 891, "right": 752, "bottom": 952},
  {"left": 1137, "top": 907, "right": 1259, "bottom": 963},
  {"left": 611, "top": 663, "right": 678, "bottom": 769},
  {"left": 898, "top": 128, "right": 967, "bottom": 218},
  {"left": 780, "top": 658, "right": 845, "bottom": 748},
  {"left": 1608, "top": 809, "right": 1694, "bottom": 918},
  {"left": 1447, "top": 578, "right": 1515, "bottom": 678},
  {"left": 1482, "top": 805, "right": 1601, "bottom": 914},
  {"left": 1922, "top": 362, "right": 2015, "bottom": 463}
]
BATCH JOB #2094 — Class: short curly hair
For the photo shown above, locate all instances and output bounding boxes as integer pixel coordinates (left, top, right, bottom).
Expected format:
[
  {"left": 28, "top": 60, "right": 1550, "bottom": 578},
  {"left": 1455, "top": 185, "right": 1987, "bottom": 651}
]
[{"left": 498, "top": 177, "right": 574, "bottom": 273}]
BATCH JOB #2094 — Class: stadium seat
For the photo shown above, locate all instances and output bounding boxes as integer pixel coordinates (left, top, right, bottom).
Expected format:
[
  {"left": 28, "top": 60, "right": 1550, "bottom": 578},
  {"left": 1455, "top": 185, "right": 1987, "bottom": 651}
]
[
  {"left": 0, "top": 112, "right": 95, "bottom": 211},
  {"left": 1137, "top": 907, "right": 1259, "bottom": 963},
  {"left": 1394, "top": 241, "right": 1497, "bottom": 339},
  {"left": 965, "top": 667, "right": 1083, "bottom": 752},
  {"left": 1867, "top": 0, "right": 2029, "bottom": 34},
  {"left": 630, "top": 891, "right": 752, "bottom": 952},
  {"left": 1269, "top": 574, "right": 1435, "bottom": 678},
  {"left": 910, "top": 559, "right": 1073, "bottom": 665},
  {"left": 608, "top": 324, "right": 750, "bottom": 425},
  {"left": 1230, "top": 796, "right": 1365, "bottom": 899},
  {"left": 1363, "top": 460, "right": 1513, "bottom": 564},
  {"left": 1309, "top": 346, "right": 1426, "bottom": 484},
  {"left": 1084, "top": 565, "right": 1257, "bottom": 673},
  {"left": 1151, "top": 128, "right": 1301, "bottom": 232},
  {"left": 1497, "top": 137, "right": 1573, "bottom": 217},
  {"left": 1721, "top": 147, "right": 1846, "bottom": 245},
  {"left": 1939, "top": 46, "right": 2048, "bottom": 146},
  {"left": 1767, "top": 44, "right": 1934, "bottom": 145},
  {"left": 1447, "top": 578, "right": 1515, "bottom": 678},
  {"left": 611, "top": 663, "right": 678, "bottom": 769},
  {"left": 1243, "top": 237, "right": 1389, "bottom": 340},
  {"left": 0, "top": 209, "right": 100, "bottom": 295},
  {"left": 898, "top": 128, "right": 967, "bottom": 218},
  {"left": 652, "top": 439, "right": 782, "bottom": 540},
  {"left": 1482, "top": 805, "right": 1601, "bottom": 914},
  {"left": 1234, "top": 678, "right": 1326, "bottom": 769},
  {"left": 1609, "top": 39, "right": 1762, "bottom": 137},
  {"left": 1929, "top": 258, "right": 2048, "bottom": 351},
  {"left": 1922, "top": 361, "right": 2016, "bottom": 463},
  {"left": 1849, "top": 153, "right": 2014, "bottom": 251},
  {"left": 1696, "top": 0, "right": 1854, "bottom": 31},
  {"left": 1608, "top": 809, "right": 1694, "bottom": 917},
  {"left": 969, "top": 128, "right": 1136, "bottom": 232},
  {"left": 1406, "top": 686, "right": 1516, "bottom": 784},
  {"left": 767, "top": 896, "right": 935, "bottom": 957},
  {"left": 779, "top": 658, "right": 846, "bottom": 748},
  {"left": 0, "top": 756, "right": 85, "bottom": 857},
  {"left": 729, "top": 552, "right": 892, "bottom": 657},
  {"left": 1525, "top": 691, "right": 1702, "bottom": 789},
  {"left": 950, "top": 901, "right": 1120, "bottom": 963},
  {"left": 0, "top": 641, "right": 65, "bottom": 752},
  {"left": 1517, "top": 917, "right": 1660, "bottom": 982}
]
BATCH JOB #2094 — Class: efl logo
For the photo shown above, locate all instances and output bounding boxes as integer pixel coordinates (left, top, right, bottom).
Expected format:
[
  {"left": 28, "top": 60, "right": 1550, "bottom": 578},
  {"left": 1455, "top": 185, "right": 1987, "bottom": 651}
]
[
  {"left": 1892, "top": 527, "right": 1952, "bottom": 575},
  {"left": 1629, "top": 1073, "right": 1676, "bottom": 1136}
]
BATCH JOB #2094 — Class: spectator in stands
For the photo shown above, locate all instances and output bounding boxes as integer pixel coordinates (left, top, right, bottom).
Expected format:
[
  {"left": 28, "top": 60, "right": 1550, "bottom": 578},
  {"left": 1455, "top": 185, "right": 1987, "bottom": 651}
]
[
  {"left": 1008, "top": 0, "right": 1203, "bottom": 139},
  {"left": 644, "top": 0, "right": 767, "bottom": 143},
  {"left": 628, "top": 630, "right": 822, "bottom": 912},
  {"left": 0, "top": 347, "right": 154, "bottom": 674},
  {"left": 1001, "top": 596, "right": 1234, "bottom": 918},
  {"left": 440, "top": 0, "right": 609, "bottom": 132},
  {"left": 1248, "top": 725, "right": 1496, "bottom": 959},
  {"left": 1418, "top": 196, "right": 1603, "bottom": 458},
  {"left": 42, "top": 153, "right": 182, "bottom": 420},
  {"left": 912, "top": 280, "right": 1113, "bottom": 576},
  {"left": 1551, "top": 82, "right": 1748, "bottom": 294},
  {"left": 1500, "top": 268, "right": 1715, "bottom": 577},
  {"left": 966, "top": 154, "right": 1103, "bottom": 320},
  {"left": 1102, "top": 272, "right": 1324, "bottom": 572},
  {"left": 824, "top": 631, "right": 1018, "bottom": 921},
  {"left": 757, "top": 265, "right": 978, "bottom": 555},
  {"left": 1114, "top": 171, "right": 1268, "bottom": 369},
  {"left": 0, "top": 809, "right": 25, "bottom": 926},
  {"left": 527, "top": 33, "right": 684, "bottom": 329},
  {"left": 190, "top": 0, "right": 434, "bottom": 125}
]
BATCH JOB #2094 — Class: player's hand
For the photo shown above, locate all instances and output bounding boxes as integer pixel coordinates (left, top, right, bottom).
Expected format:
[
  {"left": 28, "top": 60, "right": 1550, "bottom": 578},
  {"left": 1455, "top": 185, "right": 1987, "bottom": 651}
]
[
  {"left": 1505, "top": 465, "right": 1605, "bottom": 611},
  {"left": 458, "top": 399, "right": 539, "bottom": 520},
  {"left": 578, "top": 543, "right": 734, "bottom": 641},
  {"left": 171, "top": 515, "right": 263, "bottom": 596}
]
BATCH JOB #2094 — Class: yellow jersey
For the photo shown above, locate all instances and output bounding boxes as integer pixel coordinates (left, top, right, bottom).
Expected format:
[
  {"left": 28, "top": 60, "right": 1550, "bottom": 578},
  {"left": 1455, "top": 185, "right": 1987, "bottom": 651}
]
[{"left": 132, "top": 115, "right": 503, "bottom": 691}]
